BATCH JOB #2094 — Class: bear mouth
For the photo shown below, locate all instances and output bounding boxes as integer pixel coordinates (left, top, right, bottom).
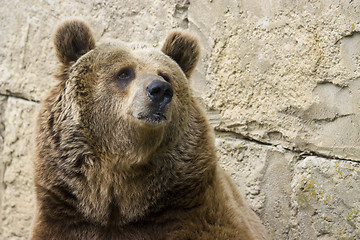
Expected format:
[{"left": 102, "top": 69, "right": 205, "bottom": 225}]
[{"left": 137, "top": 112, "right": 167, "bottom": 124}]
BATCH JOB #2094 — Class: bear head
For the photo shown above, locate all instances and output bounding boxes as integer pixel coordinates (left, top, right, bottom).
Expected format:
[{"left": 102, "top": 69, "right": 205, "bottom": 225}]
[{"left": 53, "top": 20, "right": 200, "bottom": 166}]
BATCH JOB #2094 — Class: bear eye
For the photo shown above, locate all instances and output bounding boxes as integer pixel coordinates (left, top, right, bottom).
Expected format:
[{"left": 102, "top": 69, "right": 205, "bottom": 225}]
[
  {"left": 117, "top": 67, "right": 135, "bottom": 80},
  {"left": 158, "top": 72, "right": 171, "bottom": 82},
  {"left": 116, "top": 67, "right": 135, "bottom": 89}
]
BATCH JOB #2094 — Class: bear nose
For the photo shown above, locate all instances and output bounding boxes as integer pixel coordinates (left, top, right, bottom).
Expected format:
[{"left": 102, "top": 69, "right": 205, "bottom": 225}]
[{"left": 146, "top": 80, "right": 173, "bottom": 108}]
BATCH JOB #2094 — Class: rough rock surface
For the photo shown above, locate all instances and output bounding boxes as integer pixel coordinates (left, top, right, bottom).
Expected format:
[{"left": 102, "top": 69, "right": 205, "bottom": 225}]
[{"left": 1, "top": 0, "right": 360, "bottom": 239}]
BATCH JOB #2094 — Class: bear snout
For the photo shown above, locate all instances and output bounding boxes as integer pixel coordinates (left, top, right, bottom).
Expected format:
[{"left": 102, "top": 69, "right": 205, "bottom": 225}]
[{"left": 146, "top": 80, "right": 173, "bottom": 109}]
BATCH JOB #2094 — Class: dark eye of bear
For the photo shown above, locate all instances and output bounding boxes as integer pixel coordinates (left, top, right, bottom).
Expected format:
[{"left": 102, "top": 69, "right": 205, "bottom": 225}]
[
  {"left": 158, "top": 72, "right": 171, "bottom": 82},
  {"left": 116, "top": 67, "right": 135, "bottom": 89}
]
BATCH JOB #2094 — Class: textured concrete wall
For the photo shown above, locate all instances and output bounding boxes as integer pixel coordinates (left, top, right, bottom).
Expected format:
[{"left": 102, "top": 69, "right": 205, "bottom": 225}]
[{"left": 1, "top": 0, "right": 360, "bottom": 239}]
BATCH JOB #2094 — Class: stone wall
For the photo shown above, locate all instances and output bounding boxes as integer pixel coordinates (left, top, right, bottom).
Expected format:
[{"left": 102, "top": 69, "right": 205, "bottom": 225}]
[{"left": 1, "top": 0, "right": 360, "bottom": 239}]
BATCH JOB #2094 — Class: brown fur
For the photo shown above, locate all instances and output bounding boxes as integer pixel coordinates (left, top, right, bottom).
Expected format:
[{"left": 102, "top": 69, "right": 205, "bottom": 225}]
[{"left": 30, "top": 20, "right": 268, "bottom": 240}]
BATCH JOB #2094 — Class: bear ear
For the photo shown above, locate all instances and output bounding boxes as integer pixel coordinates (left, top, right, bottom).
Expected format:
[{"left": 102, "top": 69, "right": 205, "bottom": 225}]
[
  {"left": 161, "top": 31, "right": 200, "bottom": 79},
  {"left": 54, "top": 19, "right": 95, "bottom": 66}
]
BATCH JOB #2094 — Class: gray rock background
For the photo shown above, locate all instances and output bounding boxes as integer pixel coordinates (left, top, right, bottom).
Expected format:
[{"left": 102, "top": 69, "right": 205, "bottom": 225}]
[{"left": 1, "top": 0, "right": 360, "bottom": 239}]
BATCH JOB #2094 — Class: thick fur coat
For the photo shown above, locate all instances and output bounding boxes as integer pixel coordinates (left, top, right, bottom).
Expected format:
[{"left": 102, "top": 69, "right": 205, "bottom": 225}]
[{"left": 30, "top": 20, "right": 268, "bottom": 240}]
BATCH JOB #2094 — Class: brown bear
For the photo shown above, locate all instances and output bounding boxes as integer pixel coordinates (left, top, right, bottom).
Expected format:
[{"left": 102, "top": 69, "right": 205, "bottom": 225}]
[{"left": 30, "top": 19, "right": 268, "bottom": 240}]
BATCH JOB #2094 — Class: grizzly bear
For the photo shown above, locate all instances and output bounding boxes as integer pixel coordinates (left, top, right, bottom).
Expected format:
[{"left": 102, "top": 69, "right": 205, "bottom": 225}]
[{"left": 30, "top": 19, "right": 268, "bottom": 240}]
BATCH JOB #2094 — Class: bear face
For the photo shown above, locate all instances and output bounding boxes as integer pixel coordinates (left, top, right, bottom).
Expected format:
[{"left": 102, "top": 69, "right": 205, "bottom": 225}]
[{"left": 53, "top": 20, "right": 200, "bottom": 167}]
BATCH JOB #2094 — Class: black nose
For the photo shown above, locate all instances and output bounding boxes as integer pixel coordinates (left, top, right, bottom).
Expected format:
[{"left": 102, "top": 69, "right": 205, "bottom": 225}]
[{"left": 146, "top": 80, "right": 173, "bottom": 108}]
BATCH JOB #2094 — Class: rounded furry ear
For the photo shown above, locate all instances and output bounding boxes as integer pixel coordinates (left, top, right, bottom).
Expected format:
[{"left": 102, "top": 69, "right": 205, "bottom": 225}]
[
  {"left": 54, "top": 19, "right": 95, "bottom": 66},
  {"left": 161, "top": 31, "right": 200, "bottom": 78}
]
